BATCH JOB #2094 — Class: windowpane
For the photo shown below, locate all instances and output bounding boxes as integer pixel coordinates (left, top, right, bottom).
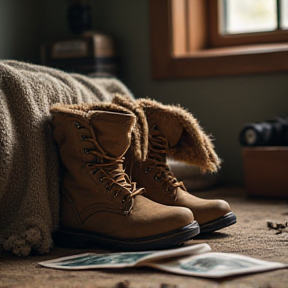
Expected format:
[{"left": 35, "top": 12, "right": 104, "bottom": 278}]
[
  {"left": 281, "top": 0, "right": 288, "bottom": 29},
  {"left": 221, "top": 0, "right": 277, "bottom": 34}
]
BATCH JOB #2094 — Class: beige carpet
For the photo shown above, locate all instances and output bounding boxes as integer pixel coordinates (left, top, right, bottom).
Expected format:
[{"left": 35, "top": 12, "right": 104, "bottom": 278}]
[{"left": 1, "top": 187, "right": 287, "bottom": 288}]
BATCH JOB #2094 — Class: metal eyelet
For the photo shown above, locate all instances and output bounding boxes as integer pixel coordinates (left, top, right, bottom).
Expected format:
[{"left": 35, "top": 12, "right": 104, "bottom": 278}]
[
  {"left": 81, "top": 135, "right": 87, "bottom": 140},
  {"left": 154, "top": 175, "right": 160, "bottom": 181},
  {"left": 145, "top": 167, "right": 152, "bottom": 174},
  {"left": 99, "top": 177, "right": 104, "bottom": 182},
  {"left": 105, "top": 185, "right": 110, "bottom": 192},
  {"left": 75, "top": 122, "right": 82, "bottom": 129},
  {"left": 121, "top": 198, "right": 126, "bottom": 204},
  {"left": 83, "top": 148, "right": 89, "bottom": 154},
  {"left": 153, "top": 124, "right": 158, "bottom": 130}
]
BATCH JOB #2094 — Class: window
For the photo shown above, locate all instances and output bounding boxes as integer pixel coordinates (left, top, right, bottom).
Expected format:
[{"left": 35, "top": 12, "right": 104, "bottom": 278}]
[
  {"left": 222, "top": 0, "right": 280, "bottom": 34},
  {"left": 210, "top": 0, "right": 288, "bottom": 47},
  {"left": 149, "top": 0, "right": 288, "bottom": 78}
]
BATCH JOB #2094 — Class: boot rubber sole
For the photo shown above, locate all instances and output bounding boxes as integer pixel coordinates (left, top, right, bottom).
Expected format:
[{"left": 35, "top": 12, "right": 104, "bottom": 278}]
[
  {"left": 53, "top": 221, "right": 200, "bottom": 251},
  {"left": 199, "top": 211, "right": 237, "bottom": 234}
]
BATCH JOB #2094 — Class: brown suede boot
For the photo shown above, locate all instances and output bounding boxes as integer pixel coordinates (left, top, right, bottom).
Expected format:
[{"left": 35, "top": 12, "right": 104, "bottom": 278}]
[
  {"left": 113, "top": 95, "right": 236, "bottom": 234},
  {"left": 50, "top": 102, "right": 199, "bottom": 251}
]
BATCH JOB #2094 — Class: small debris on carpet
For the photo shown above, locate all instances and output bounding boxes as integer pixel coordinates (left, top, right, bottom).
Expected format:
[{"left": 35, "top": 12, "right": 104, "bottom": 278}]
[
  {"left": 267, "top": 221, "right": 288, "bottom": 234},
  {"left": 114, "top": 280, "right": 130, "bottom": 288}
]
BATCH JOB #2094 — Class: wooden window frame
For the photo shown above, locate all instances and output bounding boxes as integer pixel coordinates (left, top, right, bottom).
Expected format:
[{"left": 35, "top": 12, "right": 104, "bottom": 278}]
[{"left": 150, "top": 0, "right": 288, "bottom": 79}]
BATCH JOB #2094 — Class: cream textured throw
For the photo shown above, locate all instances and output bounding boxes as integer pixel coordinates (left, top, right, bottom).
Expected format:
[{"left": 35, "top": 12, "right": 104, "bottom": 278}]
[{"left": 0, "top": 60, "right": 133, "bottom": 256}]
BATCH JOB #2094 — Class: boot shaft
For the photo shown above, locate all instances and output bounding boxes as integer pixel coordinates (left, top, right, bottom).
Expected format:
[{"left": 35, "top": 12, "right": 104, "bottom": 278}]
[
  {"left": 113, "top": 94, "right": 220, "bottom": 204},
  {"left": 113, "top": 94, "right": 220, "bottom": 173},
  {"left": 50, "top": 103, "right": 138, "bottom": 218}
]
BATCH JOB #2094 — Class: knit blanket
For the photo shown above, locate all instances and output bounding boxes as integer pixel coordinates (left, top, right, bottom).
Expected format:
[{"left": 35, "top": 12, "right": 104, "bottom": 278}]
[{"left": 0, "top": 60, "right": 133, "bottom": 256}]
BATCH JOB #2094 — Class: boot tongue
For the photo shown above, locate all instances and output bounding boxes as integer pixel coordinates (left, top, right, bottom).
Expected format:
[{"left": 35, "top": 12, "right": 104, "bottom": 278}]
[
  {"left": 146, "top": 110, "right": 183, "bottom": 147},
  {"left": 90, "top": 110, "right": 136, "bottom": 158}
]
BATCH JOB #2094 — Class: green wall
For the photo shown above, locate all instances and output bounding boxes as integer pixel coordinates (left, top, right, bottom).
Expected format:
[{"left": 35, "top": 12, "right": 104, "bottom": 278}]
[{"left": 1, "top": 0, "right": 288, "bottom": 185}]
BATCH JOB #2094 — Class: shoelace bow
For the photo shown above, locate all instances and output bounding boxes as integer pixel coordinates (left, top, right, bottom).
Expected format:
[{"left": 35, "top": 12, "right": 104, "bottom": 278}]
[
  {"left": 148, "top": 130, "right": 186, "bottom": 196},
  {"left": 85, "top": 137, "right": 144, "bottom": 215}
]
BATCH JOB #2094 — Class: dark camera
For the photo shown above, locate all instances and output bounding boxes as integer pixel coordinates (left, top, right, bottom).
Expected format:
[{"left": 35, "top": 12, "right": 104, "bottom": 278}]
[{"left": 239, "top": 117, "right": 288, "bottom": 147}]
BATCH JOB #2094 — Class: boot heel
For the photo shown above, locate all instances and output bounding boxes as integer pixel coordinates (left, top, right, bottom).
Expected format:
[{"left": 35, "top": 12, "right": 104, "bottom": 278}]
[{"left": 53, "top": 229, "right": 90, "bottom": 249}]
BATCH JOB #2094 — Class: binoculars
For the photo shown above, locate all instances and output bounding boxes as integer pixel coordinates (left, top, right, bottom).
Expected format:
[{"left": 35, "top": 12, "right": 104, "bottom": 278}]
[{"left": 239, "top": 117, "right": 288, "bottom": 147}]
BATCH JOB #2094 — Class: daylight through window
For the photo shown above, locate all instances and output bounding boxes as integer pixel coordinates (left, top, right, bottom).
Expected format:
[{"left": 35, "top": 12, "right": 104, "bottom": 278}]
[{"left": 220, "top": 0, "right": 288, "bottom": 35}]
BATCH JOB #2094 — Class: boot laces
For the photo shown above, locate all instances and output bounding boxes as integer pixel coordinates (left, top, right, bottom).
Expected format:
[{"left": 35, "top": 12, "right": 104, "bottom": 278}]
[
  {"left": 147, "top": 129, "right": 186, "bottom": 197},
  {"left": 84, "top": 136, "right": 144, "bottom": 215}
]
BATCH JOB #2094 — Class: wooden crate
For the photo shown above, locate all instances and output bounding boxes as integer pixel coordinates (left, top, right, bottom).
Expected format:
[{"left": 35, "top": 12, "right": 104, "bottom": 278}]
[{"left": 242, "top": 147, "right": 288, "bottom": 198}]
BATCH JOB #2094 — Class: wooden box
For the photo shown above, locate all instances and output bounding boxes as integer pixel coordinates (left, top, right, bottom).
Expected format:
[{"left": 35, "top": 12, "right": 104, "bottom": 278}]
[{"left": 242, "top": 147, "right": 288, "bottom": 198}]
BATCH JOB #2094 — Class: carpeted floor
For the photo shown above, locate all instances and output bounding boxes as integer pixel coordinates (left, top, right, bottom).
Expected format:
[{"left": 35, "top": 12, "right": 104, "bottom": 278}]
[{"left": 1, "top": 186, "right": 287, "bottom": 288}]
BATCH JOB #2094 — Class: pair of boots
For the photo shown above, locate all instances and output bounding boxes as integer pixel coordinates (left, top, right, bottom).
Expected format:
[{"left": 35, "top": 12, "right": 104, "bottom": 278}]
[{"left": 50, "top": 95, "right": 236, "bottom": 251}]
